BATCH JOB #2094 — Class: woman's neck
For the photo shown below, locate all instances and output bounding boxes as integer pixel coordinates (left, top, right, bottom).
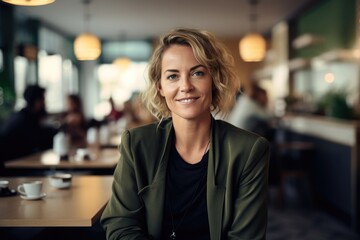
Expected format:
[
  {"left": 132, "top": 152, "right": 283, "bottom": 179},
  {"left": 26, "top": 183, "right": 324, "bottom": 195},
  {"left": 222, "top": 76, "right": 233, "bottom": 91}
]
[{"left": 172, "top": 115, "right": 212, "bottom": 164}]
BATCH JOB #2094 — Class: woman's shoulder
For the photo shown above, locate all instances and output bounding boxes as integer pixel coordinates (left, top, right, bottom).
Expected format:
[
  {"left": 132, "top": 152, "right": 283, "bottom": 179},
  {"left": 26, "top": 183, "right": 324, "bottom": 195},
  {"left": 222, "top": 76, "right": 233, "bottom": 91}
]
[
  {"left": 214, "top": 119, "right": 256, "bottom": 135},
  {"left": 214, "top": 119, "right": 269, "bottom": 146},
  {"left": 120, "top": 119, "right": 173, "bottom": 169},
  {"left": 124, "top": 118, "right": 172, "bottom": 141},
  {"left": 213, "top": 120, "right": 270, "bottom": 169}
]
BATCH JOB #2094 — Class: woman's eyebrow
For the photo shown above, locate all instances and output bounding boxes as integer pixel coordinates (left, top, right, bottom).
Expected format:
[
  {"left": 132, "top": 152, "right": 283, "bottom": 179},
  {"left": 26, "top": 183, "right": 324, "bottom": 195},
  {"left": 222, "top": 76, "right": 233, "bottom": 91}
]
[
  {"left": 164, "top": 69, "right": 179, "bottom": 73},
  {"left": 190, "top": 64, "right": 205, "bottom": 71},
  {"left": 163, "top": 64, "right": 205, "bottom": 74}
]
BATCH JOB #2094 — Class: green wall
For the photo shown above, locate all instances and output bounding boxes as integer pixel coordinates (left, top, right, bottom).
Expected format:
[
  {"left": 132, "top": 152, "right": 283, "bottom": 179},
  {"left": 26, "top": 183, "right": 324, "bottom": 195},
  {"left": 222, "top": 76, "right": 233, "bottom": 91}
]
[
  {"left": 0, "top": 3, "right": 16, "bottom": 123},
  {"left": 295, "top": 0, "right": 356, "bottom": 58}
]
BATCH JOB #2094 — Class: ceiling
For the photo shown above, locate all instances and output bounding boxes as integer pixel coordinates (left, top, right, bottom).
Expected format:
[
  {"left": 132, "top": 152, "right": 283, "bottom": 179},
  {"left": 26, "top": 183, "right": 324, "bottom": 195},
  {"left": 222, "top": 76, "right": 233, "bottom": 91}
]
[{"left": 15, "top": 0, "right": 314, "bottom": 41}]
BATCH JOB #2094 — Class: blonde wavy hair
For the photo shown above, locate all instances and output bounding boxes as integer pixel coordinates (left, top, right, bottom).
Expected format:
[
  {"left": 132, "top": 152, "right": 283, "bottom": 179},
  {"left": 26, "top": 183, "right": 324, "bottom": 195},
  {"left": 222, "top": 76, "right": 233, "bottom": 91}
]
[{"left": 141, "top": 28, "right": 240, "bottom": 120}]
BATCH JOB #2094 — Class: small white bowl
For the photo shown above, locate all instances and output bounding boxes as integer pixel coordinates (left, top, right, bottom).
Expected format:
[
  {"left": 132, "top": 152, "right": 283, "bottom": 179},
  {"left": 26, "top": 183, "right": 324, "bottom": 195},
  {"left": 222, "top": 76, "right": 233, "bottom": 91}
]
[
  {"left": 50, "top": 173, "right": 72, "bottom": 189},
  {"left": 74, "top": 148, "right": 90, "bottom": 161}
]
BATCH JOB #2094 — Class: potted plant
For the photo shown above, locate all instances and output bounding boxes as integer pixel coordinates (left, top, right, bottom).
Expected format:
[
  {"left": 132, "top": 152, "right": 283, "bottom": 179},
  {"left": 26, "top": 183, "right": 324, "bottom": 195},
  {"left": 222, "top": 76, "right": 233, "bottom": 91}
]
[{"left": 316, "top": 89, "right": 353, "bottom": 120}]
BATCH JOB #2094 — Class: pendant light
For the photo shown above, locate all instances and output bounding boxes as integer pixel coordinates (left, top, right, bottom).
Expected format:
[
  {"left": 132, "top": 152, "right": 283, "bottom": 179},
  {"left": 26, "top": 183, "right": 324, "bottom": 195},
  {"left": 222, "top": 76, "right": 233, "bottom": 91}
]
[
  {"left": 74, "top": 0, "right": 101, "bottom": 61},
  {"left": 2, "top": 0, "right": 55, "bottom": 6},
  {"left": 239, "top": 0, "right": 266, "bottom": 62},
  {"left": 113, "top": 57, "right": 131, "bottom": 70},
  {"left": 112, "top": 33, "right": 131, "bottom": 70}
]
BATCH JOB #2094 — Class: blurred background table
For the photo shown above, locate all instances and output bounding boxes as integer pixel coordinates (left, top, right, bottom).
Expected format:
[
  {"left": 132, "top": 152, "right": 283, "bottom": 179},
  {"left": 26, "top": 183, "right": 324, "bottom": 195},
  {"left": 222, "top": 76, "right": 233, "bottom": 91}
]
[{"left": 3, "top": 148, "right": 120, "bottom": 176}]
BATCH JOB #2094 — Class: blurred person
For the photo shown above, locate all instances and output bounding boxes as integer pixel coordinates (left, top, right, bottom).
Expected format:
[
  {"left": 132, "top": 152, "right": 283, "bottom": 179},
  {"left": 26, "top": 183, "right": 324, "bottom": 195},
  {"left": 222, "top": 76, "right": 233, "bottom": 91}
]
[
  {"left": 121, "top": 93, "right": 156, "bottom": 129},
  {"left": 227, "top": 83, "right": 273, "bottom": 139},
  {"left": 62, "top": 94, "right": 86, "bottom": 147},
  {"left": 228, "top": 84, "right": 279, "bottom": 188},
  {"left": 106, "top": 97, "right": 124, "bottom": 122},
  {"left": 101, "top": 28, "right": 270, "bottom": 240},
  {"left": 130, "top": 94, "right": 156, "bottom": 126},
  {"left": 0, "top": 85, "right": 57, "bottom": 161}
]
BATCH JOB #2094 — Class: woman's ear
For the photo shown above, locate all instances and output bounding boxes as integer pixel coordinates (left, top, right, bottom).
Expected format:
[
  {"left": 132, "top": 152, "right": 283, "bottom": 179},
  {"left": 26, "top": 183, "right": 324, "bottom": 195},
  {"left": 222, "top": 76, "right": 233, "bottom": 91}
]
[{"left": 157, "top": 82, "right": 164, "bottom": 97}]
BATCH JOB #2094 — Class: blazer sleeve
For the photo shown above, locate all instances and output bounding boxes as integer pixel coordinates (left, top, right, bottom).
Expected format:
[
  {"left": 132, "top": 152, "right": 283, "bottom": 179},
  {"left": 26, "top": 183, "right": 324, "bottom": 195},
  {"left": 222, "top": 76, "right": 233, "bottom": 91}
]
[
  {"left": 100, "top": 131, "right": 151, "bottom": 240},
  {"left": 228, "top": 137, "right": 270, "bottom": 240}
]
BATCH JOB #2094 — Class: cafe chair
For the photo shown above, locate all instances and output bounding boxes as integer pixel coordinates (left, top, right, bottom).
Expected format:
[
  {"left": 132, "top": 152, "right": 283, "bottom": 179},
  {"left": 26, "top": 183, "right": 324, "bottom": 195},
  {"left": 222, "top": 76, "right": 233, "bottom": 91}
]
[{"left": 276, "top": 141, "right": 316, "bottom": 207}]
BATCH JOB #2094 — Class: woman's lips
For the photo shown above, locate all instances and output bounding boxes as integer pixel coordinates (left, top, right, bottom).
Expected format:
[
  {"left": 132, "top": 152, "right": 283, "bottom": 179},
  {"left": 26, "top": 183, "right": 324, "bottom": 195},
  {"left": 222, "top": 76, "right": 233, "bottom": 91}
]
[{"left": 177, "top": 97, "right": 199, "bottom": 103}]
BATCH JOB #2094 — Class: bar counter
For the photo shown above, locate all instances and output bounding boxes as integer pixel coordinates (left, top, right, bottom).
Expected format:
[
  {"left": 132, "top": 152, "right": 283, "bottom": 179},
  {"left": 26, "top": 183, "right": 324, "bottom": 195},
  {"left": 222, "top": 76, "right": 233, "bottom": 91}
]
[
  {"left": 282, "top": 114, "right": 360, "bottom": 146},
  {"left": 281, "top": 114, "right": 360, "bottom": 232}
]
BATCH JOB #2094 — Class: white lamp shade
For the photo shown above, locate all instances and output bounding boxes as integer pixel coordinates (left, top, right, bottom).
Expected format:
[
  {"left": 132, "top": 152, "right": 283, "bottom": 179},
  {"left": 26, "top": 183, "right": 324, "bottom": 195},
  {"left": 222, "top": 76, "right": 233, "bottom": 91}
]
[
  {"left": 113, "top": 57, "right": 131, "bottom": 70},
  {"left": 74, "top": 33, "right": 102, "bottom": 61},
  {"left": 2, "top": 0, "right": 55, "bottom": 6},
  {"left": 239, "top": 33, "right": 266, "bottom": 62}
]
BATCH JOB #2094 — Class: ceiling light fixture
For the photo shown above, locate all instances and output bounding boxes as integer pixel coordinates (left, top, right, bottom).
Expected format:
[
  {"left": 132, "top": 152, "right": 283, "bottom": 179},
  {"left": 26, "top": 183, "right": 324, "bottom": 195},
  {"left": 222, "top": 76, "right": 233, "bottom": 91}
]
[
  {"left": 112, "top": 33, "right": 132, "bottom": 70},
  {"left": 74, "top": 0, "right": 101, "bottom": 61},
  {"left": 2, "top": 0, "right": 55, "bottom": 6},
  {"left": 239, "top": 0, "right": 266, "bottom": 62},
  {"left": 113, "top": 57, "right": 131, "bottom": 70}
]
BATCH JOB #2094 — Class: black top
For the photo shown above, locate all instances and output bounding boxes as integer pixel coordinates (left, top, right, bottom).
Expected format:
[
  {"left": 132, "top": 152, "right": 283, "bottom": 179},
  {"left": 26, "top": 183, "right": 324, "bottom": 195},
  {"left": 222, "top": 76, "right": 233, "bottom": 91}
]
[{"left": 161, "top": 143, "right": 210, "bottom": 240}]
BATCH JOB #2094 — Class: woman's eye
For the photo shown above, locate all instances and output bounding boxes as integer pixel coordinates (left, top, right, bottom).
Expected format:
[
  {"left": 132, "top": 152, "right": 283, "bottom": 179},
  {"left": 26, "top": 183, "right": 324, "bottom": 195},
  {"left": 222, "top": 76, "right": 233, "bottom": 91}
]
[
  {"left": 167, "top": 74, "right": 178, "bottom": 80},
  {"left": 193, "top": 71, "right": 205, "bottom": 77}
]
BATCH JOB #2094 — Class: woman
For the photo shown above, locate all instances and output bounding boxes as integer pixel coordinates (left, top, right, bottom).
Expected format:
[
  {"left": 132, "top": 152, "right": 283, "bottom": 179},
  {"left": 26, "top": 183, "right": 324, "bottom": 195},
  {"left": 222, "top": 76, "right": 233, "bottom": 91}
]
[
  {"left": 106, "top": 97, "right": 124, "bottom": 122},
  {"left": 63, "top": 94, "right": 86, "bottom": 146},
  {"left": 101, "top": 28, "right": 269, "bottom": 240}
]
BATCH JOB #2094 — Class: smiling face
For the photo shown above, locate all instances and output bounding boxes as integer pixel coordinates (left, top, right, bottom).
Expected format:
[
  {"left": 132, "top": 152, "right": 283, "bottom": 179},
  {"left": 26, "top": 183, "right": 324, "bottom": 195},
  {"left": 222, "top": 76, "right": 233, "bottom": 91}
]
[{"left": 158, "top": 44, "right": 213, "bottom": 122}]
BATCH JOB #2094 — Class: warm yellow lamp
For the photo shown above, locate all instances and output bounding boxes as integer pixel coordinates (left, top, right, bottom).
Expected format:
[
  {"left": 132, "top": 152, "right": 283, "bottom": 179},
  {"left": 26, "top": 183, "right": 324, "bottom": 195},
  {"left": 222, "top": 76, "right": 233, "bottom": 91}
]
[
  {"left": 239, "top": 0, "right": 266, "bottom": 62},
  {"left": 74, "top": 33, "right": 101, "bottom": 61},
  {"left": 2, "top": 0, "right": 55, "bottom": 6},
  {"left": 113, "top": 57, "right": 131, "bottom": 70},
  {"left": 239, "top": 33, "right": 266, "bottom": 62},
  {"left": 73, "top": 0, "right": 101, "bottom": 61}
]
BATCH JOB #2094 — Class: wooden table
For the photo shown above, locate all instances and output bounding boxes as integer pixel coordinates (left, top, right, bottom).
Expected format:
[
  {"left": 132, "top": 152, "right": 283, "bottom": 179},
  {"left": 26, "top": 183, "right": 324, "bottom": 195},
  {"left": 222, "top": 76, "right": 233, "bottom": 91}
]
[
  {"left": 0, "top": 175, "right": 113, "bottom": 227},
  {"left": 4, "top": 148, "right": 120, "bottom": 173}
]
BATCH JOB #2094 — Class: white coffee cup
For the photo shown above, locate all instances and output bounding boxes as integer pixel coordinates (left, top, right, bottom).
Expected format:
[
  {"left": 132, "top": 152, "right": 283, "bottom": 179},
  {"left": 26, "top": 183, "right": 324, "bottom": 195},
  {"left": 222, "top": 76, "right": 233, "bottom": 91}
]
[
  {"left": 0, "top": 180, "right": 9, "bottom": 189},
  {"left": 53, "top": 132, "right": 70, "bottom": 157},
  {"left": 17, "top": 181, "right": 43, "bottom": 197},
  {"left": 86, "top": 127, "right": 99, "bottom": 145},
  {"left": 99, "top": 125, "right": 110, "bottom": 145}
]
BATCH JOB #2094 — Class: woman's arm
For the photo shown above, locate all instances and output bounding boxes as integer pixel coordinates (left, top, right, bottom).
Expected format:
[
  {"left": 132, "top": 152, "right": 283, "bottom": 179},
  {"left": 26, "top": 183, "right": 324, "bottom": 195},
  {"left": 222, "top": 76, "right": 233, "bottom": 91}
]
[
  {"left": 101, "top": 131, "right": 150, "bottom": 240},
  {"left": 228, "top": 137, "right": 270, "bottom": 240}
]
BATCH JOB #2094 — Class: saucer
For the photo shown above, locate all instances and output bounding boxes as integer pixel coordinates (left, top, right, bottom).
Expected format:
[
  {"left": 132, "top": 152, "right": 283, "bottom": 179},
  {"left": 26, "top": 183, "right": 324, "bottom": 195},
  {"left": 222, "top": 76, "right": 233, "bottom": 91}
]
[
  {"left": 20, "top": 192, "right": 46, "bottom": 200},
  {"left": 0, "top": 188, "right": 17, "bottom": 197}
]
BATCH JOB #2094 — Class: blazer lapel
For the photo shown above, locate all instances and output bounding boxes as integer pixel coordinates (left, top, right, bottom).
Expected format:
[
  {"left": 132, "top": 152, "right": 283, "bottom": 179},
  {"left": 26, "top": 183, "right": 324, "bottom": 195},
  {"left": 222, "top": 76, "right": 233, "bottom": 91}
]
[
  {"left": 138, "top": 122, "right": 174, "bottom": 239},
  {"left": 207, "top": 119, "right": 226, "bottom": 240},
  {"left": 207, "top": 180, "right": 226, "bottom": 240},
  {"left": 138, "top": 173, "right": 167, "bottom": 239}
]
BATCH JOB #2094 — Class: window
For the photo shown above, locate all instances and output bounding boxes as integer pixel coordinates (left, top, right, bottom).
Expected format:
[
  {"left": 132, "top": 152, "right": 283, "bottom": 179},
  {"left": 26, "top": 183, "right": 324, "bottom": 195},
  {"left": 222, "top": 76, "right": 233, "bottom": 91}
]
[
  {"left": 14, "top": 56, "right": 36, "bottom": 110},
  {"left": 38, "top": 51, "right": 79, "bottom": 113},
  {"left": 94, "top": 61, "right": 148, "bottom": 120}
]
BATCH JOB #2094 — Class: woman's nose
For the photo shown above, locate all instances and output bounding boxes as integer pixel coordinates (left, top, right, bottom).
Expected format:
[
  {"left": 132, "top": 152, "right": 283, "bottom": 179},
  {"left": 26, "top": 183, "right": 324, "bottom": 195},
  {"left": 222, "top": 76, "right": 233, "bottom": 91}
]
[{"left": 180, "top": 77, "right": 194, "bottom": 92}]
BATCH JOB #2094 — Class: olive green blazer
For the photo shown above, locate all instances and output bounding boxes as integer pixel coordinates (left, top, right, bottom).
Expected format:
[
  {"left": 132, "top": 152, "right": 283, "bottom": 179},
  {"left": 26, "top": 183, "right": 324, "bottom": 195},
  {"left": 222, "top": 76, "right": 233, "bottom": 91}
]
[{"left": 101, "top": 117, "right": 269, "bottom": 240}]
